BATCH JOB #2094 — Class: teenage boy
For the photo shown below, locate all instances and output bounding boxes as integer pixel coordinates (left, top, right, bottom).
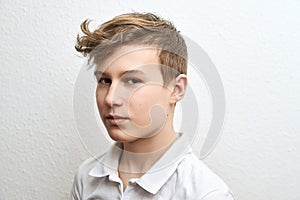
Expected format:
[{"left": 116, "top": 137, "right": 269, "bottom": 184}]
[{"left": 71, "top": 12, "right": 234, "bottom": 200}]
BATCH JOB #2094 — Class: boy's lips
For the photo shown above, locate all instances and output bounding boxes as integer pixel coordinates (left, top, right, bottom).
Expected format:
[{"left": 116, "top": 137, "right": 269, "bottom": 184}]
[{"left": 105, "top": 114, "right": 129, "bottom": 125}]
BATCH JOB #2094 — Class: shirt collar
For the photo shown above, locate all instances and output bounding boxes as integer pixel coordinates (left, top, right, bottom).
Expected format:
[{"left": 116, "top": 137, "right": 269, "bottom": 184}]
[
  {"left": 88, "top": 133, "right": 192, "bottom": 194},
  {"left": 88, "top": 142, "right": 123, "bottom": 179},
  {"left": 135, "top": 133, "right": 191, "bottom": 194}
]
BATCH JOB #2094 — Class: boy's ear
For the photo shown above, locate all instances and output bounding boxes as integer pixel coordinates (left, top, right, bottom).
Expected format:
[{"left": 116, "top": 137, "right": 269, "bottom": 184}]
[{"left": 170, "top": 74, "right": 188, "bottom": 104}]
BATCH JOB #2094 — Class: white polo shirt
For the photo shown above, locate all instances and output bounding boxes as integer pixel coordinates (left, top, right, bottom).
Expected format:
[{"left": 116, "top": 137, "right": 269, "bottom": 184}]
[{"left": 70, "top": 133, "right": 234, "bottom": 200}]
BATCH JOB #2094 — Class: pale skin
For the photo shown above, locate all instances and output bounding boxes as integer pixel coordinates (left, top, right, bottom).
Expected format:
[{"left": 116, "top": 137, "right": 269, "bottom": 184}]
[{"left": 95, "top": 45, "right": 188, "bottom": 190}]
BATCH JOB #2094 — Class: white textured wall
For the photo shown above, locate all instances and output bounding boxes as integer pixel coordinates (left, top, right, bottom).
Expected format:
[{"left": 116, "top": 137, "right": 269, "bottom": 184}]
[{"left": 1, "top": 1, "right": 299, "bottom": 199}]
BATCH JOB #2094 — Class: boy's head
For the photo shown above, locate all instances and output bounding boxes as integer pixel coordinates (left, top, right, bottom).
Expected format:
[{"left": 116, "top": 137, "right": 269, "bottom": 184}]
[{"left": 75, "top": 12, "right": 188, "bottom": 142}]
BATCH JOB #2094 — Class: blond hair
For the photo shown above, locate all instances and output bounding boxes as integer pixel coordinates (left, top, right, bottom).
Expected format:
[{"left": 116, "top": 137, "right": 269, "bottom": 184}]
[{"left": 75, "top": 12, "right": 187, "bottom": 84}]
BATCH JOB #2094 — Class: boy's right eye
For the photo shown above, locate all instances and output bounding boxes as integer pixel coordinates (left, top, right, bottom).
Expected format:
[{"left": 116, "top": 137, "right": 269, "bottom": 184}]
[{"left": 98, "top": 78, "right": 111, "bottom": 85}]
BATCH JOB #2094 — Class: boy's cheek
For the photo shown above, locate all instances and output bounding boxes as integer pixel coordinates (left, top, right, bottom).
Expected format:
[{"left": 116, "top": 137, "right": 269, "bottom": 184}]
[
  {"left": 124, "top": 104, "right": 167, "bottom": 139},
  {"left": 129, "top": 102, "right": 167, "bottom": 128},
  {"left": 129, "top": 107, "right": 152, "bottom": 126}
]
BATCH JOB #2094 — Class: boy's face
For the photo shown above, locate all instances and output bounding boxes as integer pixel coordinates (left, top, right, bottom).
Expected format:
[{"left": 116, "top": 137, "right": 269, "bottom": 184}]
[{"left": 94, "top": 46, "right": 174, "bottom": 142}]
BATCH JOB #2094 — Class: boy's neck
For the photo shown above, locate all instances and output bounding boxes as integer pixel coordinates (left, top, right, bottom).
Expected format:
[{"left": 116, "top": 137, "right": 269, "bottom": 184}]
[
  {"left": 119, "top": 128, "right": 177, "bottom": 174},
  {"left": 117, "top": 114, "right": 177, "bottom": 190},
  {"left": 123, "top": 129, "right": 177, "bottom": 153}
]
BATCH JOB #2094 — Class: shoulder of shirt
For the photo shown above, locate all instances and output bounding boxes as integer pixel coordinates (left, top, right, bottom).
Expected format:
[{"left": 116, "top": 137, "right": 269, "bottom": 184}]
[
  {"left": 75, "top": 153, "right": 107, "bottom": 180},
  {"left": 175, "top": 151, "right": 233, "bottom": 198}
]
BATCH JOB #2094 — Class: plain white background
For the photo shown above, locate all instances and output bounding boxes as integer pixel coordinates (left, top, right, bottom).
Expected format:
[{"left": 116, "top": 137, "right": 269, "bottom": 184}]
[{"left": 1, "top": 0, "right": 299, "bottom": 199}]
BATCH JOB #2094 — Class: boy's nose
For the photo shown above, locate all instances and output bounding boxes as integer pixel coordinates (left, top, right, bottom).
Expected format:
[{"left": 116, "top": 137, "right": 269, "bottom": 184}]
[{"left": 105, "top": 83, "right": 123, "bottom": 107}]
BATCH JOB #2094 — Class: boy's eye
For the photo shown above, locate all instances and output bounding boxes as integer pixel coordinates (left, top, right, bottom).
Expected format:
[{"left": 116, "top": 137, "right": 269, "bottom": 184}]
[
  {"left": 98, "top": 78, "right": 111, "bottom": 85},
  {"left": 124, "top": 78, "right": 142, "bottom": 84}
]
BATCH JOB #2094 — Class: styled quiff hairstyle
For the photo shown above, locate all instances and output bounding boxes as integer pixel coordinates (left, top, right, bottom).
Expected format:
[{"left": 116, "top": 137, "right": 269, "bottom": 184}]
[{"left": 75, "top": 12, "right": 188, "bottom": 84}]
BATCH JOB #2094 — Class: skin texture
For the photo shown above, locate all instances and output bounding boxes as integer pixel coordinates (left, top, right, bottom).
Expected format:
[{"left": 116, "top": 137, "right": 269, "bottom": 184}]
[{"left": 94, "top": 45, "right": 188, "bottom": 189}]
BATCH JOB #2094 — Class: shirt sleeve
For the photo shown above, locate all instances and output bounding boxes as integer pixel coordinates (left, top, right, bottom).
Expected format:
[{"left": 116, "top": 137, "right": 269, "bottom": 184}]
[
  {"left": 69, "top": 171, "right": 81, "bottom": 200},
  {"left": 200, "top": 189, "right": 235, "bottom": 200}
]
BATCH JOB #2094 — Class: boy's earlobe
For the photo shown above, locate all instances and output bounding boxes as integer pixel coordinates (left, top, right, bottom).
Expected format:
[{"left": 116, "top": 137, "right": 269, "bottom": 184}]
[
  {"left": 170, "top": 74, "right": 188, "bottom": 103},
  {"left": 170, "top": 93, "right": 179, "bottom": 103}
]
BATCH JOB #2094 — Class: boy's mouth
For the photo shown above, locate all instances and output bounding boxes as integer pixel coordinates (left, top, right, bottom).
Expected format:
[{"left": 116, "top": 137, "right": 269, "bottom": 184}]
[{"left": 106, "top": 114, "right": 129, "bottom": 125}]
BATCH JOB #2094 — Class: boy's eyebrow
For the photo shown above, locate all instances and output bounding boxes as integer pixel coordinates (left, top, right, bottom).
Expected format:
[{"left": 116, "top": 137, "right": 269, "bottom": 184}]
[
  {"left": 94, "top": 69, "right": 146, "bottom": 77},
  {"left": 94, "top": 70, "right": 105, "bottom": 77}
]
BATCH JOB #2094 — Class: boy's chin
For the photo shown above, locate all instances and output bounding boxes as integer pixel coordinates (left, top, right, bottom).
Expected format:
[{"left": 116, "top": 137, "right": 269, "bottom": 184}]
[{"left": 107, "top": 130, "right": 139, "bottom": 143}]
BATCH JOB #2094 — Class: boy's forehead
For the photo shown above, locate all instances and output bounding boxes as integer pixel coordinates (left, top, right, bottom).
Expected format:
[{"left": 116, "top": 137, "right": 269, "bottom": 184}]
[
  {"left": 95, "top": 63, "right": 162, "bottom": 79},
  {"left": 95, "top": 45, "right": 161, "bottom": 73}
]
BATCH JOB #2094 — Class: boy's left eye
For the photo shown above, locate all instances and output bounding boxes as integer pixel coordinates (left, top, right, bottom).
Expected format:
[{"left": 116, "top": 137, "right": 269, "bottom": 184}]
[{"left": 124, "top": 78, "right": 142, "bottom": 84}]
